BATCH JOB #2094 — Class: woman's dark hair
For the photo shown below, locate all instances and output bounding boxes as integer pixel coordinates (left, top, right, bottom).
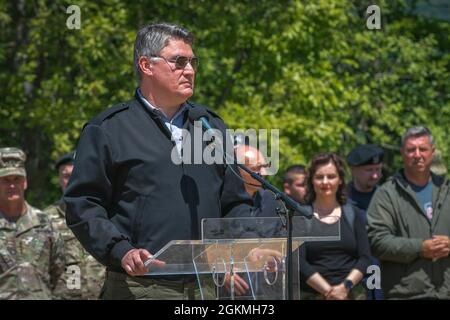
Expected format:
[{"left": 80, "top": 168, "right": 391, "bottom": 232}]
[{"left": 304, "top": 152, "right": 347, "bottom": 205}]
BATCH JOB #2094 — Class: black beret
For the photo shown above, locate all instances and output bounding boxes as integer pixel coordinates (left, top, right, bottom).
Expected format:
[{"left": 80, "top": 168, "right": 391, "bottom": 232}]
[
  {"left": 55, "top": 151, "right": 75, "bottom": 170},
  {"left": 347, "top": 144, "right": 384, "bottom": 167}
]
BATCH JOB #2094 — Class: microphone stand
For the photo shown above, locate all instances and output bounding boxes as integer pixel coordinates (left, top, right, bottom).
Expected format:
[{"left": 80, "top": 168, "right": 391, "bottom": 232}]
[
  {"left": 191, "top": 115, "right": 312, "bottom": 299},
  {"left": 236, "top": 163, "right": 311, "bottom": 300}
]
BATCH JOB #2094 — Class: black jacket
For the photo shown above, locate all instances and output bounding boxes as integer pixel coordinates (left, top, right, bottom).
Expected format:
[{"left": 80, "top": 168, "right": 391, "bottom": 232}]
[{"left": 64, "top": 92, "right": 253, "bottom": 271}]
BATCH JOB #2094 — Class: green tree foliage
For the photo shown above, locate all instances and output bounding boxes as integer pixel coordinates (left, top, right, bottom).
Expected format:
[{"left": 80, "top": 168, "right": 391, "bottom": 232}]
[{"left": 0, "top": 0, "right": 448, "bottom": 207}]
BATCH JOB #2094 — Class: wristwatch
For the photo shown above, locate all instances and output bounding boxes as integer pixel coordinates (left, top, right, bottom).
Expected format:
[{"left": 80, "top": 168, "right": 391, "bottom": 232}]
[{"left": 343, "top": 279, "right": 354, "bottom": 290}]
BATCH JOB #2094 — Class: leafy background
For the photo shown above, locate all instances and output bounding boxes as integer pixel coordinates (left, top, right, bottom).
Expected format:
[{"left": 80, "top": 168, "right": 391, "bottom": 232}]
[{"left": 0, "top": 0, "right": 449, "bottom": 208}]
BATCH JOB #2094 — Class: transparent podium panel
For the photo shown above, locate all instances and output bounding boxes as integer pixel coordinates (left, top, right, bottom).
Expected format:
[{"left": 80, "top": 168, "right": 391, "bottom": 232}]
[
  {"left": 244, "top": 241, "right": 300, "bottom": 300},
  {"left": 144, "top": 240, "right": 210, "bottom": 275},
  {"left": 144, "top": 216, "right": 340, "bottom": 300},
  {"left": 201, "top": 216, "right": 340, "bottom": 242},
  {"left": 193, "top": 239, "right": 302, "bottom": 300}
]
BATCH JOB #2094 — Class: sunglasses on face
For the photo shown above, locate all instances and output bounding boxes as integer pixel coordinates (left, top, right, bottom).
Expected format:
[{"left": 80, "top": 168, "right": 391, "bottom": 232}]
[
  {"left": 151, "top": 55, "right": 199, "bottom": 71},
  {"left": 248, "top": 162, "right": 271, "bottom": 173}
]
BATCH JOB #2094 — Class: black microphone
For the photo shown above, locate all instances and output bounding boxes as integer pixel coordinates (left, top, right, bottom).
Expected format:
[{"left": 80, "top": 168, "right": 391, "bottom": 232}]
[
  {"left": 188, "top": 108, "right": 214, "bottom": 130},
  {"left": 188, "top": 107, "right": 312, "bottom": 219}
]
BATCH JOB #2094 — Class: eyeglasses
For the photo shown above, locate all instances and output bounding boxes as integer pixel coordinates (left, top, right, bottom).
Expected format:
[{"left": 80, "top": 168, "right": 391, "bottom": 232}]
[
  {"left": 151, "top": 55, "right": 199, "bottom": 72},
  {"left": 248, "top": 162, "right": 271, "bottom": 174}
]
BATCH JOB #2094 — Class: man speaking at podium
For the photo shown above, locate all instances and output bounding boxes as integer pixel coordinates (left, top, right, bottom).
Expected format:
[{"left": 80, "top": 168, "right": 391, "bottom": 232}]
[{"left": 64, "top": 23, "right": 253, "bottom": 300}]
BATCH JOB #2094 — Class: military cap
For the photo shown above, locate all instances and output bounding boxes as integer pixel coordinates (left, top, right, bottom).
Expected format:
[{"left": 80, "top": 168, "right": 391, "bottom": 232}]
[
  {"left": 55, "top": 151, "right": 75, "bottom": 170},
  {"left": 0, "top": 147, "right": 27, "bottom": 177},
  {"left": 347, "top": 144, "right": 384, "bottom": 167}
]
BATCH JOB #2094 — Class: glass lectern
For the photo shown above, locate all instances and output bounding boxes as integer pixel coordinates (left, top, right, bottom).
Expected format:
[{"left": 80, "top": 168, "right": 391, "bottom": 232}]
[{"left": 145, "top": 216, "right": 340, "bottom": 300}]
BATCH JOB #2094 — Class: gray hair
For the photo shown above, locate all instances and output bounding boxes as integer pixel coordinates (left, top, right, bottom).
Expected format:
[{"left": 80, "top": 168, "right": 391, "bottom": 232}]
[
  {"left": 401, "top": 126, "right": 434, "bottom": 146},
  {"left": 133, "top": 23, "right": 194, "bottom": 80}
]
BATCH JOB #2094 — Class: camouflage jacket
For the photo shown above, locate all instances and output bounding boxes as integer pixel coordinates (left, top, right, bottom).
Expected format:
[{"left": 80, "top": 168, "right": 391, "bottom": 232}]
[
  {"left": 0, "top": 203, "right": 65, "bottom": 300},
  {"left": 45, "top": 199, "right": 105, "bottom": 300}
]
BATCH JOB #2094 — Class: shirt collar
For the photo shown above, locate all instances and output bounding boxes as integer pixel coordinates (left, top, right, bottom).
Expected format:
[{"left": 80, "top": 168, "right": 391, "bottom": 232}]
[{"left": 136, "top": 87, "right": 189, "bottom": 122}]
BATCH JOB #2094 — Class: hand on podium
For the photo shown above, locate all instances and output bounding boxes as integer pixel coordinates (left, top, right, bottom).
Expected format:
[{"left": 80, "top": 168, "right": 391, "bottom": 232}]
[
  {"left": 248, "top": 247, "right": 282, "bottom": 273},
  {"left": 121, "top": 248, "right": 165, "bottom": 276},
  {"left": 224, "top": 273, "right": 250, "bottom": 296}
]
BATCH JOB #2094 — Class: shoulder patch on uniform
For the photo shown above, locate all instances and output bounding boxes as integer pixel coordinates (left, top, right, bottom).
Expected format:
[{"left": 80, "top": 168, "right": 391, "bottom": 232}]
[{"left": 36, "top": 210, "right": 51, "bottom": 226}]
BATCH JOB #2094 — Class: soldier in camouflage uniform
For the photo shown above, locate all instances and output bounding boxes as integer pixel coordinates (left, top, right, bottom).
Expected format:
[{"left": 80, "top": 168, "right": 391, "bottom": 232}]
[
  {"left": 45, "top": 152, "right": 105, "bottom": 300},
  {"left": 0, "top": 147, "right": 65, "bottom": 299}
]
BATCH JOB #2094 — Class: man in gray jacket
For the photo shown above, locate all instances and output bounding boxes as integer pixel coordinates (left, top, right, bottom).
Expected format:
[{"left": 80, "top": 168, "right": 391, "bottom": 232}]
[{"left": 367, "top": 126, "right": 450, "bottom": 299}]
